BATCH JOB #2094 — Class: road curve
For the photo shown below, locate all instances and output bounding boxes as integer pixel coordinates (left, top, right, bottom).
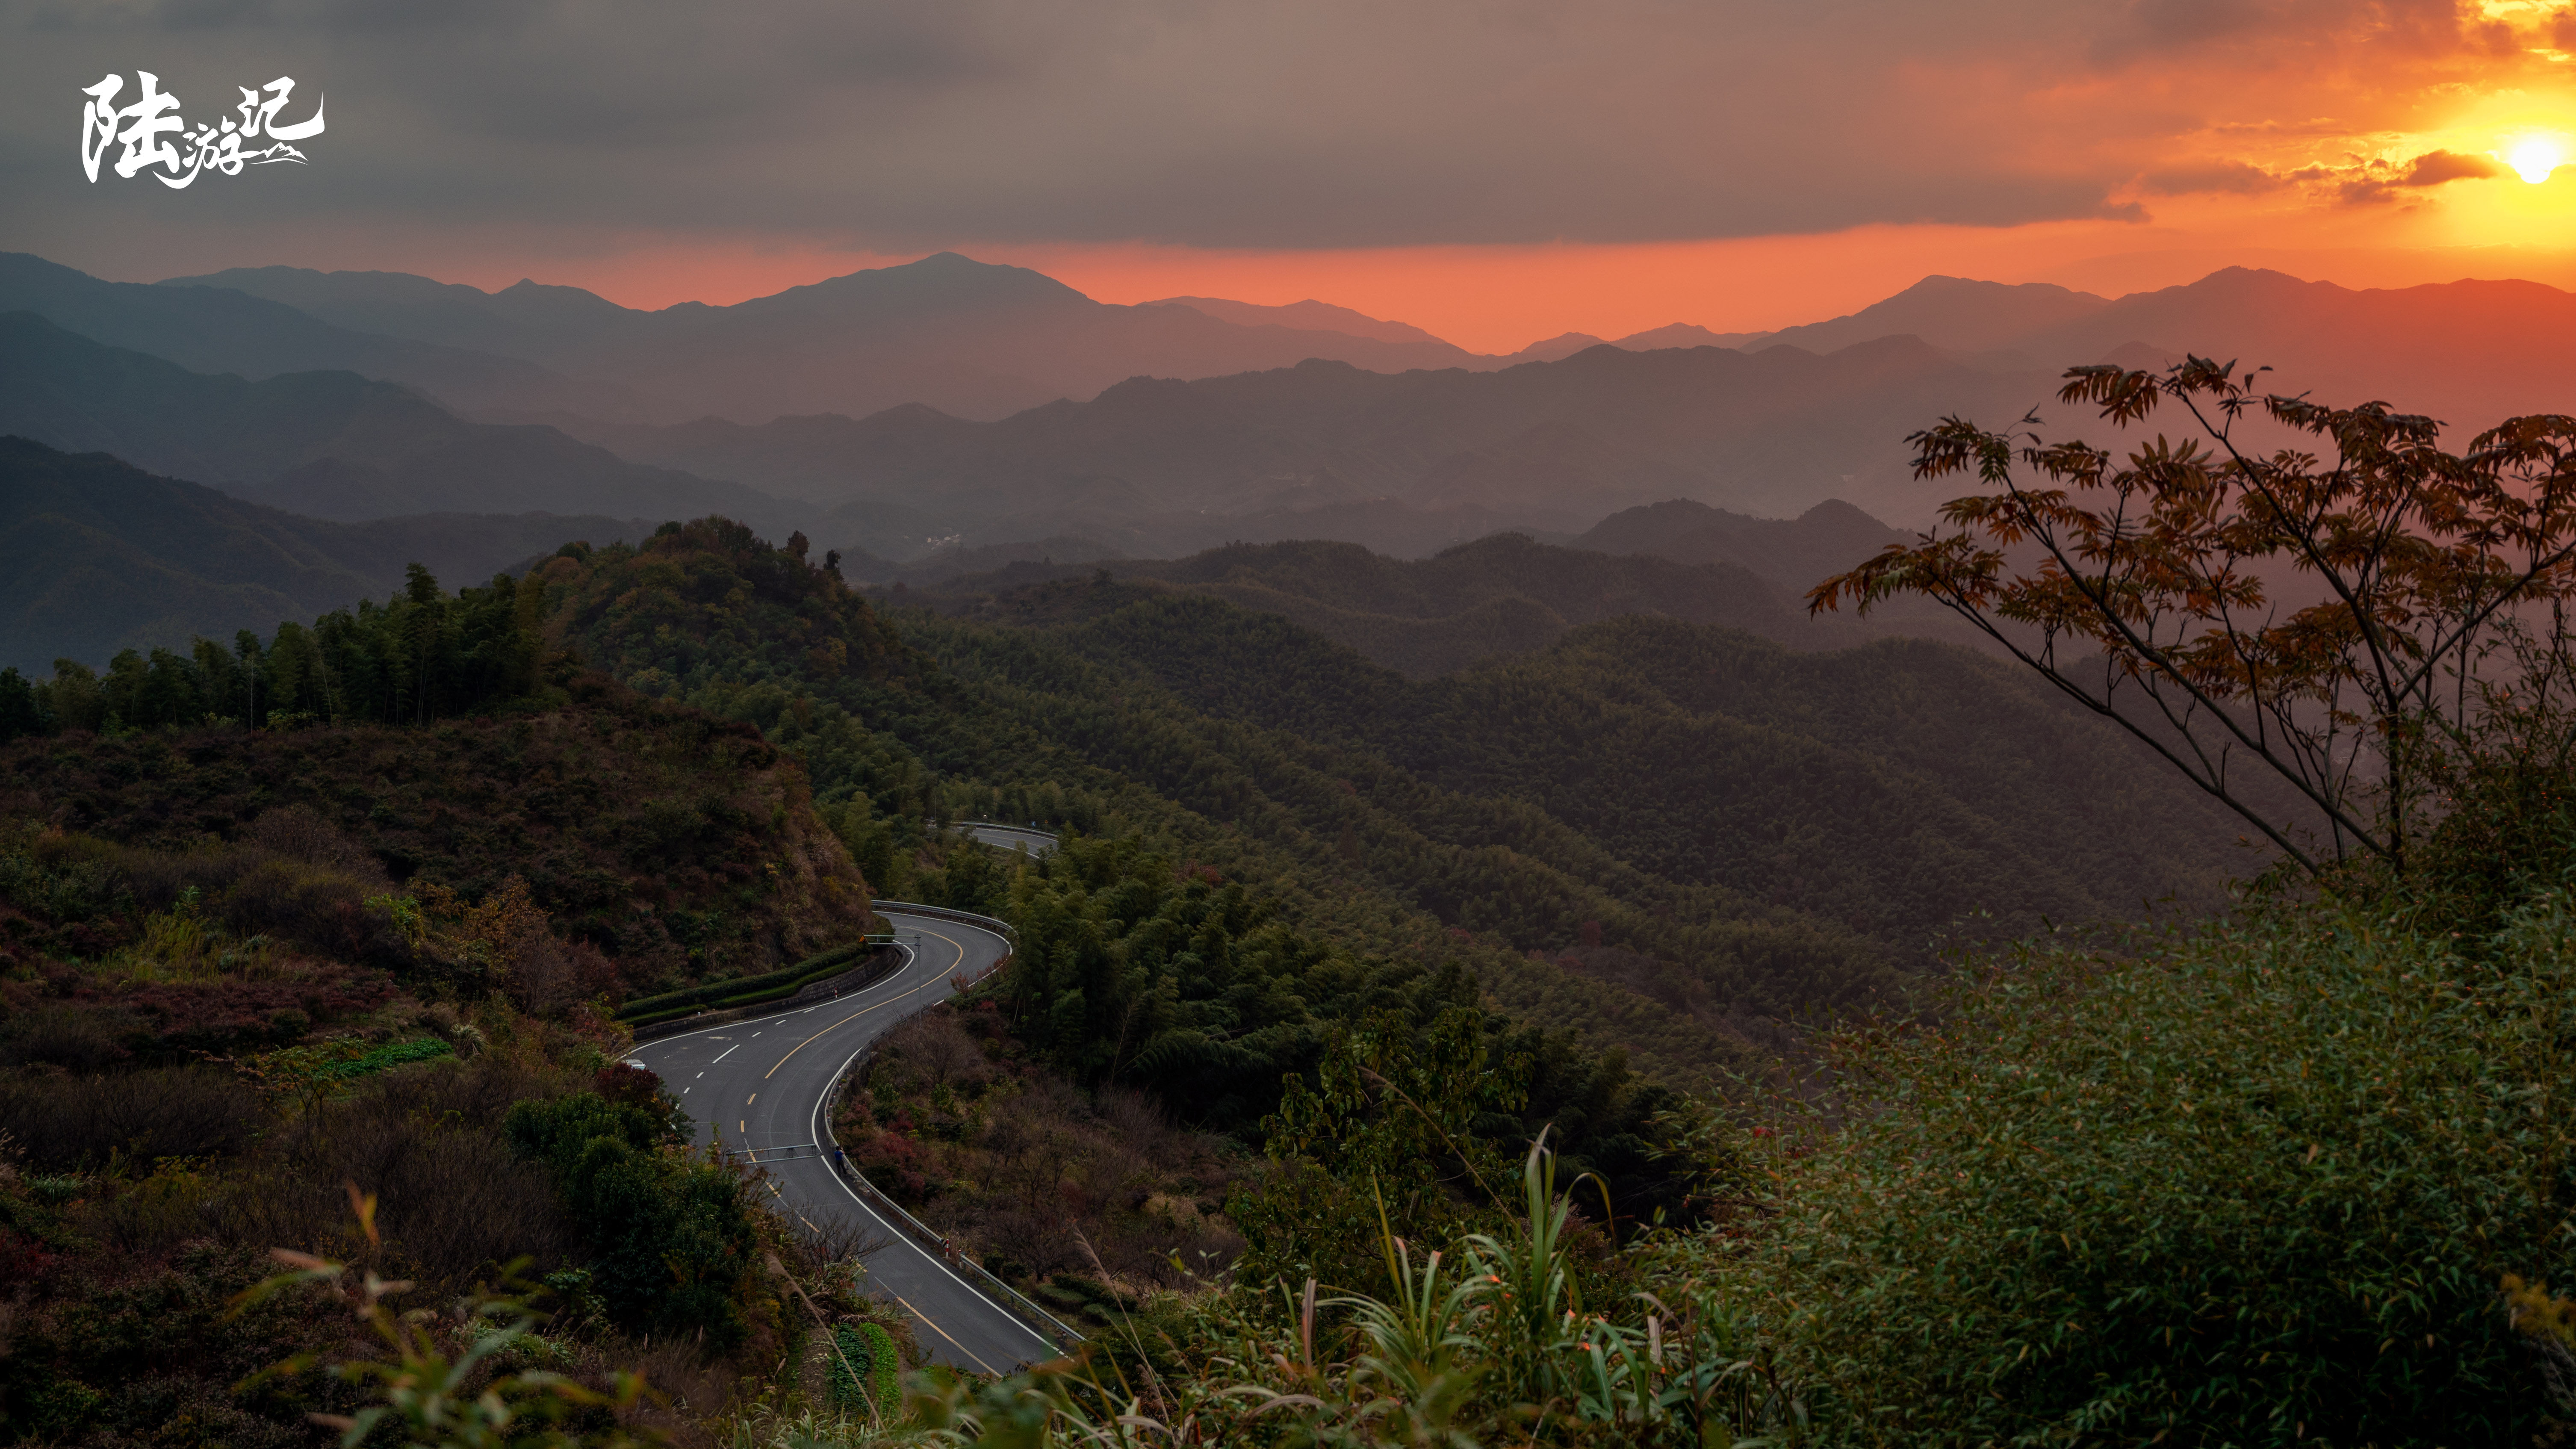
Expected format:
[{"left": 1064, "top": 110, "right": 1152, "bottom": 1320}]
[
  {"left": 628, "top": 909, "right": 1056, "bottom": 1373},
  {"left": 958, "top": 821, "right": 1059, "bottom": 857}
]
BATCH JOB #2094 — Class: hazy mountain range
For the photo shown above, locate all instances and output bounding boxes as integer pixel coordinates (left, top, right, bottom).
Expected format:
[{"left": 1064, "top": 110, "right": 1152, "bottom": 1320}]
[
  {"left": 1732, "top": 269, "right": 2576, "bottom": 431},
  {"left": 0, "top": 436, "right": 652, "bottom": 671},
  {"left": 157, "top": 254, "right": 1729, "bottom": 425},
  {"left": 0, "top": 313, "right": 800, "bottom": 535},
  {"left": 10, "top": 243, "right": 2576, "bottom": 669},
  {"left": 531, "top": 334, "right": 2033, "bottom": 543}
]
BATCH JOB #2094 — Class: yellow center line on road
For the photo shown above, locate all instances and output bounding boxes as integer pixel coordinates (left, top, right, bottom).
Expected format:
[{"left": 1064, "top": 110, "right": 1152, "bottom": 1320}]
[
  {"left": 765, "top": 1180, "right": 823, "bottom": 1234},
  {"left": 761, "top": 927, "right": 968, "bottom": 1081},
  {"left": 895, "top": 1293, "right": 995, "bottom": 1375}
]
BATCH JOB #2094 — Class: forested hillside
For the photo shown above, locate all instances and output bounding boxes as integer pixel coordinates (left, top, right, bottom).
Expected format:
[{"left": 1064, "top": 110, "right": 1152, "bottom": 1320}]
[
  {"left": 919, "top": 526, "right": 1963, "bottom": 676},
  {"left": 533, "top": 519, "right": 2256, "bottom": 1093},
  {"left": 0, "top": 511, "right": 2260, "bottom": 1094},
  {"left": 921, "top": 533, "right": 1816, "bottom": 676},
  {"left": 0, "top": 657, "right": 870, "bottom": 992},
  {"left": 12, "top": 499, "right": 2563, "bottom": 1446},
  {"left": 922, "top": 571, "right": 2245, "bottom": 941}
]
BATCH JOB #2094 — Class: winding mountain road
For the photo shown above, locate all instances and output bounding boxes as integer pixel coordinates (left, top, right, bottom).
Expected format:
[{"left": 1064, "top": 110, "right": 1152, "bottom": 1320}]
[
  {"left": 629, "top": 906, "right": 1061, "bottom": 1373},
  {"left": 958, "top": 821, "right": 1060, "bottom": 857}
]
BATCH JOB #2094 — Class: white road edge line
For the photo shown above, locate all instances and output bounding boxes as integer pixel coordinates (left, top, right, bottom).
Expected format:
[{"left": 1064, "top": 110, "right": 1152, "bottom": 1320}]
[
  {"left": 630, "top": 916, "right": 1054, "bottom": 1361},
  {"left": 630, "top": 941, "right": 940, "bottom": 1056},
  {"left": 805, "top": 919, "right": 1059, "bottom": 1360}
]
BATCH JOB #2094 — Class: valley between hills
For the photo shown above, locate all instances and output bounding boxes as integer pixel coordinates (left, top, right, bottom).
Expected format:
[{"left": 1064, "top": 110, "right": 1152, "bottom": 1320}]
[{"left": 4, "top": 249, "right": 2573, "bottom": 1446}]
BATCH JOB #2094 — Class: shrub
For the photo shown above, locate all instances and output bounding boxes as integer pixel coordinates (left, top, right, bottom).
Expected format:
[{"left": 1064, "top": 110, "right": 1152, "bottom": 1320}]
[
  {"left": 220, "top": 1054, "right": 579, "bottom": 1293},
  {"left": 505, "top": 1091, "right": 758, "bottom": 1348},
  {"left": 0, "top": 1242, "right": 358, "bottom": 1448},
  {"left": 0, "top": 1003, "right": 137, "bottom": 1070},
  {"left": 1717, "top": 888, "right": 2576, "bottom": 1444},
  {"left": 825, "top": 1322, "right": 900, "bottom": 1419},
  {"left": 312, "top": 1036, "right": 455, "bottom": 1082},
  {"left": 0, "top": 1065, "right": 263, "bottom": 1172},
  {"left": 614, "top": 940, "right": 875, "bottom": 1024}
]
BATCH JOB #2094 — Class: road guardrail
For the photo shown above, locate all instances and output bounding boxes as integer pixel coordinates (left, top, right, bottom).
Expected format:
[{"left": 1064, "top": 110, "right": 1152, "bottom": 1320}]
[
  {"left": 810, "top": 933, "right": 1084, "bottom": 1352},
  {"left": 871, "top": 900, "right": 1018, "bottom": 945}
]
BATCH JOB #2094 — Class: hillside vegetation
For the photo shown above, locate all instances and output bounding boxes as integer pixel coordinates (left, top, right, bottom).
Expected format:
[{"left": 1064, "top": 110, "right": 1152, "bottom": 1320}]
[
  {"left": 8, "top": 496, "right": 2570, "bottom": 1446},
  {"left": 1, "top": 558, "right": 874, "bottom": 992},
  {"left": 923, "top": 532, "right": 1837, "bottom": 677},
  {"left": 522, "top": 519, "right": 2260, "bottom": 1102}
]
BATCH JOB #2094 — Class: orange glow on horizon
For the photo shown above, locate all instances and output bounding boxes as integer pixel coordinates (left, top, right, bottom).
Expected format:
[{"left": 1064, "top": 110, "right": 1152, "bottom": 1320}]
[{"left": 398, "top": 221, "right": 2576, "bottom": 358}]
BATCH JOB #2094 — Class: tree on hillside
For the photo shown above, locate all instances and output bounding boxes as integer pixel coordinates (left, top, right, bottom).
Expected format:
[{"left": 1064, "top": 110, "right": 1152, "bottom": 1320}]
[{"left": 1811, "top": 358, "right": 2576, "bottom": 876}]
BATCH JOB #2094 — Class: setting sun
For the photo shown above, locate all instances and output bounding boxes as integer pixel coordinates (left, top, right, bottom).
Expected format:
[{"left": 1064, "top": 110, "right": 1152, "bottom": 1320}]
[{"left": 2502, "top": 133, "right": 2569, "bottom": 183}]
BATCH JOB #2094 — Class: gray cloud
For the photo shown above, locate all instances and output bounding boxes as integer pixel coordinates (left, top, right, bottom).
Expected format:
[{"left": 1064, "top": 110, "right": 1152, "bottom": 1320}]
[
  {"left": 2399, "top": 148, "right": 2506, "bottom": 186},
  {"left": 0, "top": 0, "right": 2493, "bottom": 273}
]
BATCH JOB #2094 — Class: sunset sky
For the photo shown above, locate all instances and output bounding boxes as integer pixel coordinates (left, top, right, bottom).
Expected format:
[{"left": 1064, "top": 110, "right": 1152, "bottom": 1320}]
[{"left": 6, "top": 0, "right": 2576, "bottom": 352}]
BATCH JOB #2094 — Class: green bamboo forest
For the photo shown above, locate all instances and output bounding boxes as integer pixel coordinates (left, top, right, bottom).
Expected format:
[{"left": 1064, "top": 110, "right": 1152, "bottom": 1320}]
[{"left": 7, "top": 386, "right": 2576, "bottom": 1447}]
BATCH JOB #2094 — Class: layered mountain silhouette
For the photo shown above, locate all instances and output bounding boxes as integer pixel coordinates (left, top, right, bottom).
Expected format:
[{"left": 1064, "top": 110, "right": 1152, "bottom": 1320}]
[
  {"left": 0, "top": 313, "right": 803, "bottom": 534},
  {"left": 165, "top": 254, "right": 1534, "bottom": 423},
  {"left": 1737, "top": 277, "right": 2113, "bottom": 358},
  {"left": 1144, "top": 296, "right": 1464, "bottom": 349},
  {"left": 1574, "top": 497, "right": 1912, "bottom": 596},
  {"left": 119, "top": 252, "right": 2576, "bottom": 444},
  {"left": 535, "top": 336, "right": 2039, "bottom": 559},
  {"left": 0, "top": 252, "right": 677, "bottom": 422},
  {"left": 1730, "top": 268, "right": 2576, "bottom": 433},
  {"left": 0, "top": 436, "right": 652, "bottom": 671},
  {"left": 161, "top": 257, "right": 1792, "bottom": 426},
  {"left": 13, "top": 245, "right": 2576, "bottom": 605}
]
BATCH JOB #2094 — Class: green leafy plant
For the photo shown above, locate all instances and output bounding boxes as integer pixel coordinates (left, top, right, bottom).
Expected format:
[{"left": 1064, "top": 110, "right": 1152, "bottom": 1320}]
[
  {"left": 235, "top": 1188, "right": 651, "bottom": 1449},
  {"left": 826, "top": 1323, "right": 903, "bottom": 1424}
]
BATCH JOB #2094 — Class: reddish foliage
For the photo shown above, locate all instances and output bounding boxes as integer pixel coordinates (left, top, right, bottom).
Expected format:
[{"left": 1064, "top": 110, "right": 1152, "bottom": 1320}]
[
  {"left": 111, "top": 965, "right": 395, "bottom": 1053},
  {"left": 0, "top": 1229, "right": 56, "bottom": 1283},
  {"left": 594, "top": 1061, "right": 665, "bottom": 1111}
]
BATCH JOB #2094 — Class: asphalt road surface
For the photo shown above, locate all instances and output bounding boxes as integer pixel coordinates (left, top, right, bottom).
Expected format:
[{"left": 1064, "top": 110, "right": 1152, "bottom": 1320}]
[
  {"left": 628, "top": 909, "right": 1059, "bottom": 1373},
  {"left": 959, "top": 821, "right": 1059, "bottom": 857}
]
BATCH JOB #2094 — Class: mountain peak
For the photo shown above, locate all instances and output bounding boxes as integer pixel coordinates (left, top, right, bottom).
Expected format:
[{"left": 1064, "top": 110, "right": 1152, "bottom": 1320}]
[
  {"left": 1509, "top": 331, "right": 1611, "bottom": 364},
  {"left": 740, "top": 251, "right": 1096, "bottom": 319},
  {"left": 1145, "top": 295, "right": 1458, "bottom": 349}
]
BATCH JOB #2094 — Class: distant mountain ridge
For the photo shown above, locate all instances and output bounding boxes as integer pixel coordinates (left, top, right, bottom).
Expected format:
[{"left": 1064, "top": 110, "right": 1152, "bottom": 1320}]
[
  {"left": 16, "top": 246, "right": 2575, "bottom": 578},
  {"left": 0, "top": 312, "right": 803, "bottom": 534},
  {"left": 532, "top": 335, "right": 2042, "bottom": 558},
  {"left": 1146, "top": 296, "right": 1462, "bottom": 349},
  {"left": 163, "top": 254, "right": 1523, "bottom": 423},
  {"left": 0, "top": 252, "right": 679, "bottom": 422},
  {"left": 0, "top": 436, "right": 652, "bottom": 671},
  {"left": 162, "top": 260, "right": 1774, "bottom": 427},
  {"left": 1740, "top": 276, "right": 2113, "bottom": 357}
]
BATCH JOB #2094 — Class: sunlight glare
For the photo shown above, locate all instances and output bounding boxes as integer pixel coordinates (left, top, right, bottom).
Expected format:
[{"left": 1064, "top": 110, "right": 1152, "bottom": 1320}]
[{"left": 2502, "top": 134, "right": 2568, "bottom": 183}]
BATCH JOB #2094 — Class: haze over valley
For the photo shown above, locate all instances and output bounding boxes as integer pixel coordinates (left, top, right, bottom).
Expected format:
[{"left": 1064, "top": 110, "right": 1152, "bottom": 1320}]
[
  {"left": 15, "top": 245, "right": 2576, "bottom": 671},
  {"left": 20, "top": 0, "right": 2576, "bottom": 1435}
]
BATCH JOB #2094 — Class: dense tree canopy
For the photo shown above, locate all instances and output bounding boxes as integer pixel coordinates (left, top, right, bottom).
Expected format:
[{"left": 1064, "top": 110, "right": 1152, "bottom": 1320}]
[{"left": 0, "top": 563, "right": 540, "bottom": 741}]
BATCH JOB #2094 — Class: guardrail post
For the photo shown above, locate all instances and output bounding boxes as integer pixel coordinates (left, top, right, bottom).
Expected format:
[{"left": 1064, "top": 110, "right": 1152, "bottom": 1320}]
[{"left": 817, "top": 1037, "right": 1085, "bottom": 1352}]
